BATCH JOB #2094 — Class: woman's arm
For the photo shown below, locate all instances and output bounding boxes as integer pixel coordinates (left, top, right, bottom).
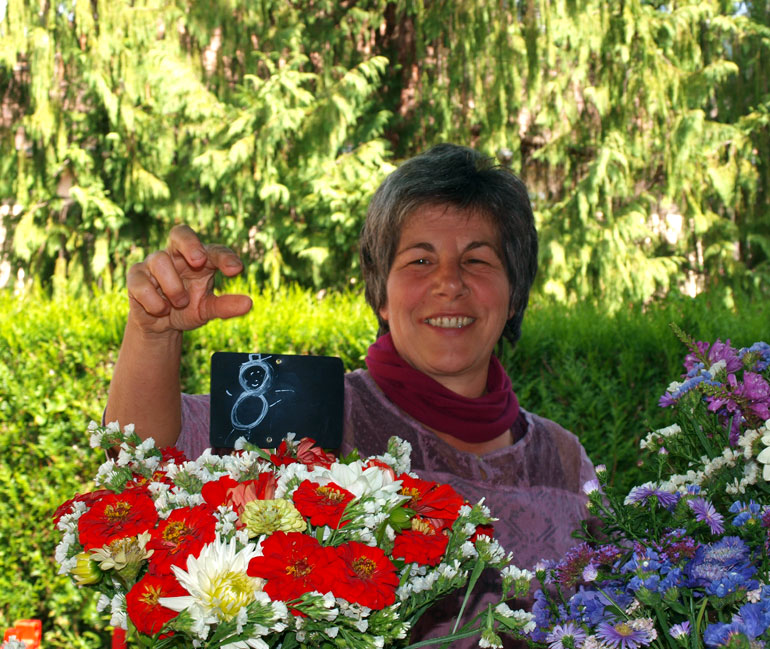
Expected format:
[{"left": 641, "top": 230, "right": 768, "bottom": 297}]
[{"left": 104, "top": 225, "right": 252, "bottom": 447}]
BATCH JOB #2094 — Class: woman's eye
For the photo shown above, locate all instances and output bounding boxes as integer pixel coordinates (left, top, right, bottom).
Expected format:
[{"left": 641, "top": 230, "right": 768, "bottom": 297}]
[{"left": 410, "top": 258, "right": 430, "bottom": 265}]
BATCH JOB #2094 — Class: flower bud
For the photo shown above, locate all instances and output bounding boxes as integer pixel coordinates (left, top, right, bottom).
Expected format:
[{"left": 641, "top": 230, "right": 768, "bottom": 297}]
[{"left": 72, "top": 552, "right": 102, "bottom": 586}]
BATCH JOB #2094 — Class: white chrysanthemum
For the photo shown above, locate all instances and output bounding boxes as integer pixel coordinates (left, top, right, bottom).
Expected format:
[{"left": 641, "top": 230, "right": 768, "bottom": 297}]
[
  {"left": 316, "top": 461, "right": 403, "bottom": 500},
  {"left": 159, "top": 536, "right": 266, "bottom": 627}
]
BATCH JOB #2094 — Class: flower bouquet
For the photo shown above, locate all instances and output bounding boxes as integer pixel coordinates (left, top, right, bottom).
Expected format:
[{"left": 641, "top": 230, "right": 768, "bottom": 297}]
[
  {"left": 525, "top": 332, "right": 770, "bottom": 649},
  {"left": 54, "top": 425, "right": 536, "bottom": 648}
]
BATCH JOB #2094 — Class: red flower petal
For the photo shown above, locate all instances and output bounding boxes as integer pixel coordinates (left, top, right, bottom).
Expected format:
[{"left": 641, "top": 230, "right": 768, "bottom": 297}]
[
  {"left": 247, "top": 532, "right": 342, "bottom": 605},
  {"left": 292, "top": 481, "right": 355, "bottom": 528},
  {"left": 127, "top": 573, "right": 187, "bottom": 636},
  {"left": 147, "top": 505, "right": 216, "bottom": 575},
  {"left": 392, "top": 528, "right": 449, "bottom": 566},
  {"left": 333, "top": 541, "right": 399, "bottom": 609},
  {"left": 398, "top": 474, "right": 463, "bottom": 531},
  {"left": 77, "top": 489, "right": 158, "bottom": 551}
]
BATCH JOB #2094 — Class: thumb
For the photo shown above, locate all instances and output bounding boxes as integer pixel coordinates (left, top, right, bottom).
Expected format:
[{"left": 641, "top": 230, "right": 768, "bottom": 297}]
[{"left": 204, "top": 294, "right": 253, "bottom": 321}]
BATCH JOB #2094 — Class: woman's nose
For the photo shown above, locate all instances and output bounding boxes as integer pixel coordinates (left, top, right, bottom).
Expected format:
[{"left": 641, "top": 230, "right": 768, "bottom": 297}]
[{"left": 432, "top": 260, "right": 467, "bottom": 298}]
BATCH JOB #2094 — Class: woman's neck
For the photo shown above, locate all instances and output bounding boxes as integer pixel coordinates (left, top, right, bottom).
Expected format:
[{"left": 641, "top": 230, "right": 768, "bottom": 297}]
[{"left": 431, "top": 427, "right": 513, "bottom": 456}]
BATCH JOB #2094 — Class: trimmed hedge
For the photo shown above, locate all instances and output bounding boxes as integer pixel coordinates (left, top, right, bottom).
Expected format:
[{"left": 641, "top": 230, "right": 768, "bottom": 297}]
[{"left": 0, "top": 283, "right": 767, "bottom": 647}]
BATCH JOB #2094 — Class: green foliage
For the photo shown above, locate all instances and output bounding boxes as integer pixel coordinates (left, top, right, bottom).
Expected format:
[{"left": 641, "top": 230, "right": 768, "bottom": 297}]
[
  {"left": 1, "top": 0, "right": 769, "bottom": 306},
  {"left": 1, "top": 283, "right": 768, "bottom": 645}
]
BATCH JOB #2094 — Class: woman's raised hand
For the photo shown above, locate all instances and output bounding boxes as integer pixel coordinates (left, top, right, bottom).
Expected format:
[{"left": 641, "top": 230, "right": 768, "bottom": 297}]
[{"left": 126, "top": 224, "right": 253, "bottom": 334}]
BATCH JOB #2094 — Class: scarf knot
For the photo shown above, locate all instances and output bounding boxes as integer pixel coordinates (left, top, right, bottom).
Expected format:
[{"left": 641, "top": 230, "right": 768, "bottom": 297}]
[{"left": 365, "top": 333, "right": 520, "bottom": 443}]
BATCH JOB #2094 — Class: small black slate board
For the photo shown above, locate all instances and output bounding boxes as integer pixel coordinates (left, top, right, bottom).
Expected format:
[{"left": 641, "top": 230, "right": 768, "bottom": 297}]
[{"left": 209, "top": 352, "right": 344, "bottom": 450}]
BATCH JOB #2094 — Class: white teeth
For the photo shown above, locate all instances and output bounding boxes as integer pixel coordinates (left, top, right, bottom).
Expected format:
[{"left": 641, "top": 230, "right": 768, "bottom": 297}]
[{"left": 426, "top": 316, "right": 475, "bottom": 328}]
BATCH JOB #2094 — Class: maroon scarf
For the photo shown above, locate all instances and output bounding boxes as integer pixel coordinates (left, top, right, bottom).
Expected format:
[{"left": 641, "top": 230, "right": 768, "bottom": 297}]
[{"left": 365, "top": 333, "right": 520, "bottom": 443}]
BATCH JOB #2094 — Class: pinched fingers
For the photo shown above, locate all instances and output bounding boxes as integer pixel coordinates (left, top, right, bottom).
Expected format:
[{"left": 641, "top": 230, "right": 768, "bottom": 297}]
[
  {"left": 167, "top": 225, "right": 243, "bottom": 275},
  {"left": 200, "top": 243, "right": 244, "bottom": 276},
  {"left": 200, "top": 293, "right": 253, "bottom": 322},
  {"left": 142, "top": 250, "right": 192, "bottom": 309},
  {"left": 166, "top": 224, "right": 208, "bottom": 268}
]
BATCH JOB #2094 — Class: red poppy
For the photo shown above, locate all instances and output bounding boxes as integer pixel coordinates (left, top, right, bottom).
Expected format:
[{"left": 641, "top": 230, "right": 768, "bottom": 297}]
[
  {"left": 397, "top": 474, "right": 463, "bottom": 531},
  {"left": 247, "top": 531, "right": 343, "bottom": 605},
  {"left": 201, "top": 473, "right": 277, "bottom": 516},
  {"left": 292, "top": 480, "right": 355, "bottom": 528},
  {"left": 126, "top": 573, "right": 187, "bottom": 636},
  {"left": 53, "top": 488, "right": 113, "bottom": 525},
  {"left": 147, "top": 505, "right": 217, "bottom": 575},
  {"left": 391, "top": 527, "right": 449, "bottom": 566},
  {"left": 77, "top": 489, "right": 159, "bottom": 551},
  {"left": 333, "top": 541, "right": 399, "bottom": 609}
]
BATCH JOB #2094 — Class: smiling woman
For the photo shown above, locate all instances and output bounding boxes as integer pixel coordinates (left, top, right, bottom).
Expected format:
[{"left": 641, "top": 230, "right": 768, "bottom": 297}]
[{"left": 104, "top": 144, "right": 596, "bottom": 648}]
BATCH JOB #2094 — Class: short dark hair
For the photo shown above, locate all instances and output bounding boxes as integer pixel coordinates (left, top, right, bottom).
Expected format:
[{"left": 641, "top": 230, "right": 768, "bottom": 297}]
[{"left": 359, "top": 143, "right": 538, "bottom": 346}]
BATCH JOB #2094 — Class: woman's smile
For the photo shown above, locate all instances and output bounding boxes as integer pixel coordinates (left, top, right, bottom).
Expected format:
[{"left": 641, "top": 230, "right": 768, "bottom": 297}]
[{"left": 380, "top": 204, "right": 513, "bottom": 398}]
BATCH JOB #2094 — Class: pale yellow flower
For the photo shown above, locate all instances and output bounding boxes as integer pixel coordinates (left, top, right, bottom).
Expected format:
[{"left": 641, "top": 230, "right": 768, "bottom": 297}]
[
  {"left": 90, "top": 531, "right": 153, "bottom": 583},
  {"left": 240, "top": 499, "right": 306, "bottom": 537}
]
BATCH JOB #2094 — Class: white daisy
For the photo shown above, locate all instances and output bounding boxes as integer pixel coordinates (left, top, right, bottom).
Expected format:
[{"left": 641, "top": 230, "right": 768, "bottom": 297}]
[{"left": 159, "top": 535, "right": 265, "bottom": 629}]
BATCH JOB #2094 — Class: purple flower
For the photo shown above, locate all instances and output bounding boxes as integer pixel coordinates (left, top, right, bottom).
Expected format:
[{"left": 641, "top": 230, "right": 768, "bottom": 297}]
[
  {"left": 669, "top": 621, "right": 690, "bottom": 638},
  {"left": 688, "top": 497, "right": 725, "bottom": 535},
  {"left": 684, "top": 341, "right": 711, "bottom": 372},
  {"left": 625, "top": 483, "right": 680, "bottom": 509},
  {"left": 707, "top": 339, "right": 743, "bottom": 373},
  {"left": 554, "top": 543, "right": 596, "bottom": 588},
  {"left": 597, "top": 620, "right": 653, "bottom": 649},
  {"left": 546, "top": 621, "right": 587, "bottom": 649}
]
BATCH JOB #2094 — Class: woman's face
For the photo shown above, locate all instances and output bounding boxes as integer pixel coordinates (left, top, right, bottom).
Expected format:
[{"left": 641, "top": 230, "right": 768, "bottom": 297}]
[{"left": 379, "top": 204, "right": 513, "bottom": 398}]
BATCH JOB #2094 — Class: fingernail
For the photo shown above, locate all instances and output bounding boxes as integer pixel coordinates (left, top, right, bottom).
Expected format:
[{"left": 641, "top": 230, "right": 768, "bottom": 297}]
[{"left": 190, "top": 249, "right": 206, "bottom": 262}]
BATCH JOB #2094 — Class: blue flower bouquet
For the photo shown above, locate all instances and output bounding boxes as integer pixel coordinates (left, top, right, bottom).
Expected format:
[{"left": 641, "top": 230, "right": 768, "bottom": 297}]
[{"left": 527, "top": 331, "right": 770, "bottom": 649}]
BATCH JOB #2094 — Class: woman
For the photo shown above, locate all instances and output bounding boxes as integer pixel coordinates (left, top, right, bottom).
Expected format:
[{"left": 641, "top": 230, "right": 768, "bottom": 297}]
[{"left": 105, "top": 144, "right": 594, "bottom": 644}]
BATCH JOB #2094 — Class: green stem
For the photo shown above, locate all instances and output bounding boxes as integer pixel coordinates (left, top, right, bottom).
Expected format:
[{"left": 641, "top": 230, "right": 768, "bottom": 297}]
[{"left": 451, "top": 559, "right": 486, "bottom": 635}]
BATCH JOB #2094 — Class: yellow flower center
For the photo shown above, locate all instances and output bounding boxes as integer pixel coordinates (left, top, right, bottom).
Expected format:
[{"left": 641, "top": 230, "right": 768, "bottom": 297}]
[
  {"left": 412, "top": 518, "right": 435, "bottom": 535},
  {"left": 163, "top": 520, "right": 190, "bottom": 545},
  {"left": 401, "top": 487, "right": 421, "bottom": 508},
  {"left": 317, "top": 486, "right": 346, "bottom": 504},
  {"left": 105, "top": 501, "right": 131, "bottom": 522},
  {"left": 286, "top": 559, "right": 312, "bottom": 578},
  {"left": 140, "top": 584, "right": 162, "bottom": 607},
  {"left": 206, "top": 570, "right": 259, "bottom": 620},
  {"left": 352, "top": 556, "right": 376, "bottom": 579},
  {"left": 615, "top": 622, "right": 634, "bottom": 637}
]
